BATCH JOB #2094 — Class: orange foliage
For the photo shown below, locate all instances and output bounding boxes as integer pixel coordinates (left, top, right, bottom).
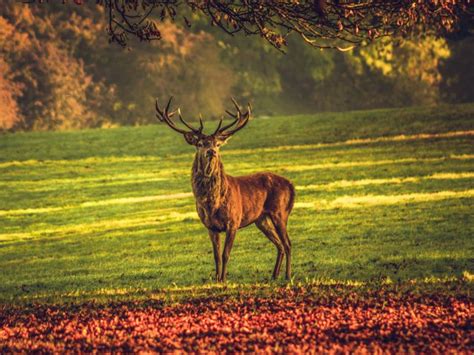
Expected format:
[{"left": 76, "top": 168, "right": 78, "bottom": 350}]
[
  {"left": 0, "top": 59, "right": 23, "bottom": 131},
  {"left": 0, "top": 4, "right": 114, "bottom": 130},
  {"left": 0, "top": 288, "right": 471, "bottom": 352}
]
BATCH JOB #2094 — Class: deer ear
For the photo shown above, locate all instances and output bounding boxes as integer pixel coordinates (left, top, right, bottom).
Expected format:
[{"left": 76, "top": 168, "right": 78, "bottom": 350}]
[{"left": 184, "top": 132, "right": 198, "bottom": 145}]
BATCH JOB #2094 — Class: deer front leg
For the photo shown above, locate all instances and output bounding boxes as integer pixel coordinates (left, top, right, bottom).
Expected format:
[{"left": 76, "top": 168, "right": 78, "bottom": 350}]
[
  {"left": 221, "top": 228, "right": 237, "bottom": 282},
  {"left": 208, "top": 230, "right": 222, "bottom": 282}
]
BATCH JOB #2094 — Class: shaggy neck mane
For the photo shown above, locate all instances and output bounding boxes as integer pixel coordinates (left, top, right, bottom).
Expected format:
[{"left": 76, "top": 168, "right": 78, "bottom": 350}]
[{"left": 192, "top": 153, "right": 227, "bottom": 209}]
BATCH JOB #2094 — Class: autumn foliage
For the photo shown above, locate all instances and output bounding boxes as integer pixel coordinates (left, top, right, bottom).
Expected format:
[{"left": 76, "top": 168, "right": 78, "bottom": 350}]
[
  {"left": 94, "top": 0, "right": 471, "bottom": 50},
  {"left": 0, "top": 58, "right": 22, "bottom": 130},
  {"left": 1, "top": 2, "right": 473, "bottom": 131},
  {"left": 1, "top": 287, "right": 472, "bottom": 352}
]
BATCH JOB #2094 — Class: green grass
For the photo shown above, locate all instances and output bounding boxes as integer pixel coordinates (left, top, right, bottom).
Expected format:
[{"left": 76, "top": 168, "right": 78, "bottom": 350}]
[{"left": 0, "top": 103, "right": 473, "bottom": 303}]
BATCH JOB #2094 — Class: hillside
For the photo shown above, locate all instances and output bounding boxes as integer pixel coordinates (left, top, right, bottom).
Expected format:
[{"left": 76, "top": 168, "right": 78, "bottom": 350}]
[{"left": 0, "top": 103, "right": 473, "bottom": 303}]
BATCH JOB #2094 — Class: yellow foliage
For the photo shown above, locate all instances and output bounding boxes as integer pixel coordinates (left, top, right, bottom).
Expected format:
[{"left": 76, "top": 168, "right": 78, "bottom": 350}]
[{"left": 360, "top": 36, "right": 451, "bottom": 105}]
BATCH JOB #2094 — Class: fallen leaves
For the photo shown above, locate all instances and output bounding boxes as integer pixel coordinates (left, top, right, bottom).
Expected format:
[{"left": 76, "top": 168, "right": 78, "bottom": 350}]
[{"left": 0, "top": 288, "right": 472, "bottom": 352}]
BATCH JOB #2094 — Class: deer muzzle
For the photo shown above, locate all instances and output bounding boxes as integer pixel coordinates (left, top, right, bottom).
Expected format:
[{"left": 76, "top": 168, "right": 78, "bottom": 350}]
[{"left": 206, "top": 149, "right": 217, "bottom": 159}]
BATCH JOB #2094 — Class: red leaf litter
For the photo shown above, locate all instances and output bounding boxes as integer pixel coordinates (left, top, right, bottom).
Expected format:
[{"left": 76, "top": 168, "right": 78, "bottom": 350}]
[{"left": 0, "top": 289, "right": 472, "bottom": 353}]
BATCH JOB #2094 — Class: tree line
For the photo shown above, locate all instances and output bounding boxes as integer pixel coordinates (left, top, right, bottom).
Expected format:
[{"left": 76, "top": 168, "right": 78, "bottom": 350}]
[{"left": 0, "top": 2, "right": 472, "bottom": 131}]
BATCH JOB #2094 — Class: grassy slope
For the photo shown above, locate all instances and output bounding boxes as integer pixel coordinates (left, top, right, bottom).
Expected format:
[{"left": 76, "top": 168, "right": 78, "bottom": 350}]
[{"left": 0, "top": 104, "right": 473, "bottom": 303}]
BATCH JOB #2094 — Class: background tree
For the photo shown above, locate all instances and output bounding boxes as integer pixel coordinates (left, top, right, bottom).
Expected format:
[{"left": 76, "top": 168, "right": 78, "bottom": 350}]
[
  {"left": 1, "top": 1, "right": 472, "bottom": 131},
  {"left": 0, "top": 3, "right": 113, "bottom": 130}
]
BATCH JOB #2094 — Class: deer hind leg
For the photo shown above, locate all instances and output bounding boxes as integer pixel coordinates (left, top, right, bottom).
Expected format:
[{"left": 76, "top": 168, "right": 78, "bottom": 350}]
[
  {"left": 221, "top": 228, "right": 237, "bottom": 282},
  {"left": 256, "top": 215, "right": 285, "bottom": 280},
  {"left": 270, "top": 215, "right": 292, "bottom": 280},
  {"left": 208, "top": 230, "right": 222, "bottom": 282}
]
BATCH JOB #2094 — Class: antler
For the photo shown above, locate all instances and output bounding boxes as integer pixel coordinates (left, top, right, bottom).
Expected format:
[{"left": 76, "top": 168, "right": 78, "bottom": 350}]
[
  {"left": 156, "top": 97, "right": 203, "bottom": 136},
  {"left": 213, "top": 98, "right": 251, "bottom": 137}
]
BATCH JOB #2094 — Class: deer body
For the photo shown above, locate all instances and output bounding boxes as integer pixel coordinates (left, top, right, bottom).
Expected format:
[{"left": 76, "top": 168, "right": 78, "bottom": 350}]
[
  {"left": 156, "top": 98, "right": 294, "bottom": 282},
  {"left": 193, "top": 158, "right": 294, "bottom": 231}
]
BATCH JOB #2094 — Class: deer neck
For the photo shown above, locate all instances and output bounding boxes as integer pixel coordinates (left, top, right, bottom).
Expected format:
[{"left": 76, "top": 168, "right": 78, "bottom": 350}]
[{"left": 192, "top": 152, "right": 227, "bottom": 211}]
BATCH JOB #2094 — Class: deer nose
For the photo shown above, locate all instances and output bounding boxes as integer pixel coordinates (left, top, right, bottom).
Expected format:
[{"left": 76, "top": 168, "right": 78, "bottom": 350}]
[{"left": 206, "top": 149, "right": 216, "bottom": 158}]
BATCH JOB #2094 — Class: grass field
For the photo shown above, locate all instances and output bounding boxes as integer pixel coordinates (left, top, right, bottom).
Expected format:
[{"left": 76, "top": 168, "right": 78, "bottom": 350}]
[{"left": 0, "top": 103, "right": 473, "bottom": 304}]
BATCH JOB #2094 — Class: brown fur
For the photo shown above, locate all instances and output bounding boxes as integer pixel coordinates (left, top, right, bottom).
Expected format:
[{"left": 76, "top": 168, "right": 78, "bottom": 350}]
[
  {"left": 155, "top": 98, "right": 295, "bottom": 282},
  {"left": 191, "top": 140, "right": 295, "bottom": 282}
]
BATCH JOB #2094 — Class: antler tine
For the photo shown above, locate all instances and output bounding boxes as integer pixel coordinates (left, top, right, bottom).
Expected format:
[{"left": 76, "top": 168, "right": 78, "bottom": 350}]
[
  {"left": 168, "top": 109, "right": 177, "bottom": 118},
  {"left": 230, "top": 97, "right": 242, "bottom": 117},
  {"left": 219, "top": 115, "right": 239, "bottom": 132},
  {"left": 215, "top": 98, "right": 252, "bottom": 138},
  {"left": 178, "top": 108, "right": 201, "bottom": 133},
  {"left": 165, "top": 96, "right": 173, "bottom": 114},
  {"left": 198, "top": 114, "right": 204, "bottom": 133},
  {"left": 212, "top": 116, "right": 224, "bottom": 136},
  {"left": 155, "top": 100, "right": 164, "bottom": 121},
  {"left": 156, "top": 98, "right": 195, "bottom": 135},
  {"left": 225, "top": 109, "right": 238, "bottom": 119},
  {"left": 224, "top": 111, "right": 250, "bottom": 133}
]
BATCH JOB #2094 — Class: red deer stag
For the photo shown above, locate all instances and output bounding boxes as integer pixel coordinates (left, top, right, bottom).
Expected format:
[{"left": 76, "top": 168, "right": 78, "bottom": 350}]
[{"left": 156, "top": 98, "right": 295, "bottom": 282}]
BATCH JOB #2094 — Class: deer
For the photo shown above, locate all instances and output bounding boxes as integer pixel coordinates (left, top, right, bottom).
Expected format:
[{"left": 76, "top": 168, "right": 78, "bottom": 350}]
[{"left": 155, "top": 97, "right": 295, "bottom": 282}]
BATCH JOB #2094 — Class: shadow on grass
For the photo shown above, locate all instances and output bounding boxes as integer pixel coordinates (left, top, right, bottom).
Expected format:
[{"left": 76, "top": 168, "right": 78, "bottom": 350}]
[{"left": 3, "top": 272, "right": 472, "bottom": 306}]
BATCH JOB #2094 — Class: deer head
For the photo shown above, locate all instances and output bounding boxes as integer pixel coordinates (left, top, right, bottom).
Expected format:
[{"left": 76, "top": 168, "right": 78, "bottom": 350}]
[{"left": 156, "top": 97, "right": 251, "bottom": 175}]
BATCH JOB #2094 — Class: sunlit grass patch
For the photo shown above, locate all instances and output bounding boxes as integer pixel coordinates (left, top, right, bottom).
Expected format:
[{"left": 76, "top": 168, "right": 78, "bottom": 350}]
[
  {"left": 0, "top": 172, "right": 168, "bottom": 192},
  {"left": 298, "top": 172, "right": 474, "bottom": 190},
  {"left": 279, "top": 154, "right": 473, "bottom": 173},
  {"left": 0, "top": 155, "right": 164, "bottom": 169},
  {"left": 225, "top": 129, "right": 474, "bottom": 155},
  {"left": 293, "top": 190, "right": 474, "bottom": 210},
  {"left": 0, "top": 104, "right": 473, "bottom": 304},
  {"left": 0, "top": 193, "right": 194, "bottom": 216},
  {"left": 325, "top": 189, "right": 474, "bottom": 209},
  {"left": 0, "top": 210, "right": 199, "bottom": 242}
]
